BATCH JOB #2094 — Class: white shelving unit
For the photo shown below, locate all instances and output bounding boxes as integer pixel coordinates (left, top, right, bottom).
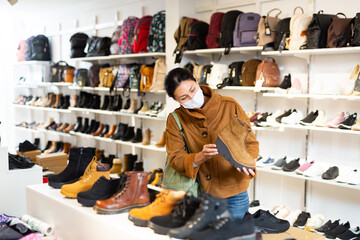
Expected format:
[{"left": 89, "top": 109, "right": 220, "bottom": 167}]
[
  {"left": 72, "top": 52, "right": 166, "bottom": 63},
  {"left": 184, "top": 46, "right": 263, "bottom": 56},
  {"left": 262, "top": 93, "right": 360, "bottom": 101},
  {"left": 13, "top": 104, "right": 72, "bottom": 113}
]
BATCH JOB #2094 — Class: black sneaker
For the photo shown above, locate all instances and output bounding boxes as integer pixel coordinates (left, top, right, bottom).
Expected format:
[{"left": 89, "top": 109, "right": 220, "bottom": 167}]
[
  {"left": 249, "top": 200, "right": 260, "bottom": 208},
  {"left": 325, "top": 222, "right": 351, "bottom": 239},
  {"left": 148, "top": 195, "right": 201, "bottom": 235},
  {"left": 337, "top": 226, "right": 360, "bottom": 240},
  {"left": 300, "top": 110, "right": 319, "bottom": 126},
  {"left": 293, "top": 211, "right": 311, "bottom": 228},
  {"left": 188, "top": 216, "right": 257, "bottom": 240},
  {"left": 254, "top": 112, "right": 271, "bottom": 127},
  {"left": 282, "top": 158, "right": 300, "bottom": 172},
  {"left": 322, "top": 166, "right": 339, "bottom": 180},
  {"left": 277, "top": 74, "right": 292, "bottom": 91},
  {"left": 8, "top": 153, "right": 35, "bottom": 169},
  {"left": 168, "top": 192, "right": 230, "bottom": 239},
  {"left": 276, "top": 109, "right": 293, "bottom": 123},
  {"left": 271, "top": 156, "right": 287, "bottom": 170},
  {"left": 314, "top": 219, "right": 340, "bottom": 235},
  {"left": 339, "top": 113, "right": 357, "bottom": 130},
  {"left": 77, "top": 175, "right": 123, "bottom": 207},
  {"left": 18, "top": 140, "right": 37, "bottom": 152},
  {"left": 251, "top": 209, "right": 290, "bottom": 233}
]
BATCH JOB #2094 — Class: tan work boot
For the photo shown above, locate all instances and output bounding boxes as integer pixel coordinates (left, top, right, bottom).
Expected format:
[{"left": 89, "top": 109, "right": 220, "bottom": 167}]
[
  {"left": 94, "top": 171, "right": 149, "bottom": 214},
  {"left": 155, "top": 131, "right": 166, "bottom": 147},
  {"left": 110, "top": 158, "right": 122, "bottom": 174},
  {"left": 104, "top": 125, "right": 116, "bottom": 138},
  {"left": 138, "top": 101, "right": 149, "bottom": 115},
  {"left": 150, "top": 172, "right": 163, "bottom": 186},
  {"left": 51, "top": 94, "right": 62, "bottom": 108},
  {"left": 96, "top": 149, "right": 104, "bottom": 160},
  {"left": 216, "top": 115, "right": 255, "bottom": 170},
  {"left": 142, "top": 128, "right": 152, "bottom": 145},
  {"left": 62, "top": 143, "right": 71, "bottom": 154},
  {"left": 128, "top": 189, "right": 185, "bottom": 227},
  {"left": 44, "top": 93, "right": 55, "bottom": 107},
  {"left": 63, "top": 124, "right": 74, "bottom": 133},
  {"left": 127, "top": 99, "right": 137, "bottom": 114},
  {"left": 60, "top": 157, "right": 110, "bottom": 198}
]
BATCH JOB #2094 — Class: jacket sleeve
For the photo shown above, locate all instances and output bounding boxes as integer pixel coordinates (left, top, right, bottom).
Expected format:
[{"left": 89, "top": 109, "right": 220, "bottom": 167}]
[{"left": 165, "top": 113, "right": 200, "bottom": 179}]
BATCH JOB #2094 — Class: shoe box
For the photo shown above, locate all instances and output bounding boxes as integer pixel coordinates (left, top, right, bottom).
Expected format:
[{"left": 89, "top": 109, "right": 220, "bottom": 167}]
[
  {"left": 36, "top": 152, "right": 68, "bottom": 174},
  {"left": 17, "top": 150, "right": 42, "bottom": 162},
  {"left": 262, "top": 227, "right": 324, "bottom": 240}
]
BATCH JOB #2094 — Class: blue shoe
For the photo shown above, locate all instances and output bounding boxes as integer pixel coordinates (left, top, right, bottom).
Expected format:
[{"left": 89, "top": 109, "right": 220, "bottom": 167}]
[{"left": 256, "top": 157, "right": 274, "bottom": 167}]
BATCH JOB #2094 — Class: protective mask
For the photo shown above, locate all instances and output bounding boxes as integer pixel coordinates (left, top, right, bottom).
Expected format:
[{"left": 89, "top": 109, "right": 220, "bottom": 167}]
[{"left": 181, "top": 87, "right": 204, "bottom": 109}]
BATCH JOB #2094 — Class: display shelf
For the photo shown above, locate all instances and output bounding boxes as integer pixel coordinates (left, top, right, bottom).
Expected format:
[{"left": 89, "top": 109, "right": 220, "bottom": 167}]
[
  {"left": 15, "top": 82, "right": 73, "bottom": 88},
  {"left": 213, "top": 86, "right": 277, "bottom": 92},
  {"left": 183, "top": 46, "right": 262, "bottom": 56},
  {"left": 257, "top": 167, "right": 360, "bottom": 190},
  {"left": 112, "top": 111, "right": 166, "bottom": 121},
  {"left": 26, "top": 184, "right": 169, "bottom": 240},
  {"left": 278, "top": 124, "right": 360, "bottom": 135},
  {"left": 14, "top": 126, "right": 39, "bottom": 134},
  {"left": 262, "top": 93, "right": 360, "bottom": 101},
  {"left": 72, "top": 52, "right": 166, "bottom": 63},
  {"left": 13, "top": 104, "right": 72, "bottom": 113},
  {"left": 68, "top": 85, "right": 167, "bottom": 94},
  {"left": 147, "top": 184, "right": 163, "bottom": 192},
  {"left": 69, "top": 107, "right": 114, "bottom": 115},
  {"left": 114, "top": 140, "right": 166, "bottom": 152},
  {"left": 15, "top": 126, "right": 74, "bottom": 137},
  {"left": 13, "top": 61, "right": 51, "bottom": 66}
]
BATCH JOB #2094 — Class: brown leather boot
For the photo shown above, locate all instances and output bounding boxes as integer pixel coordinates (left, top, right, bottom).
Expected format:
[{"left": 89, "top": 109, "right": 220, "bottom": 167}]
[
  {"left": 155, "top": 131, "right": 166, "bottom": 147},
  {"left": 104, "top": 124, "right": 116, "bottom": 138},
  {"left": 96, "top": 149, "right": 104, "bottom": 160},
  {"left": 62, "top": 143, "right": 71, "bottom": 154},
  {"left": 110, "top": 158, "right": 122, "bottom": 174},
  {"left": 44, "top": 93, "right": 55, "bottom": 107},
  {"left": 51, "top": 94, "right": 62, "bottom": 108},
  {"left": 216, "top": 115, "right": 255, "bottom": 170},
  {"left": 94, "top": 171, "right": 149, "bottom": 214},
  {"left": 92, "top": 123, "right": 104, "bottom": 136},
  {"left": 142, "top": 128, "right": 152, "bottom": 145},
  {"left": 44, "top": 141, "right": 57, "bottom": 154},
  {"left": 56, "top": 123, "right": 68, "bottom": 132},
  {"left": 63, "top": 124, "right": 74, "bottom": 133}
]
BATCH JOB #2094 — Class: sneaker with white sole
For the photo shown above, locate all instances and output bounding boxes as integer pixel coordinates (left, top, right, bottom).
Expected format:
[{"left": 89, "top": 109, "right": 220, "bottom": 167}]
[
  {"left": 347, "top": 169, "right": 360, "bottom": 185},
  {"left": 276, "top": 207, "right": 291, "bottom": 220},
  {"left": 285, "top": 210, "right": 301, "bottom": 225},
  {"left": 288, "top": 77, "right": 304, "bottom": 94},
  {"left": 256, "top": 157, "right": 275, "bottom": 167},
  {"left": 281, "top": 110, "right": 303, "bottom": 125},
  {"left": 336, "top": 226, "right": 360, "bottom": 240},
  {"left": 271, "top": 157, "right": 287, "bottom": 170},
  {"left": 326, "top": 112, "right": 346, "bottom": 128},
  {"left": 303, "top": 162, "right": 325, "bottom": 177},
  {"left": 305, "top": 214, "right": 325, "bottom": 232},
  {"left": 266, "top": 110, "right": 284, "bottom": 126},
  {"left": 312, "top": 110, "right": 328, "bottom": 127},
  {"left": 295, "top": 160, "right": 315, "bottom": 175}
]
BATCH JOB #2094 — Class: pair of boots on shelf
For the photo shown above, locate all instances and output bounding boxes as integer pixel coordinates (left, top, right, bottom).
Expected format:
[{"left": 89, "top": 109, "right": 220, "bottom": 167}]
[
  {"left": 108, "top": 153, "right": 143, "bottom": 175},
  {"left": 43, "top": 141, "right": 71, "bottom": 154},
  {"left": 147, "top": 168, "right": 163, "bottom": 187},
  {"left": 136, "top": 101, "right": 165, "bottom": 117},
  {"left": 47, "top": 93, "right": 71, "bottom": 109},
  {"left": 110, "top": 123, "right": 151, "bottom": 145},
  {"left": 74, "top": 91, "right": 105, "bottom": 110}
]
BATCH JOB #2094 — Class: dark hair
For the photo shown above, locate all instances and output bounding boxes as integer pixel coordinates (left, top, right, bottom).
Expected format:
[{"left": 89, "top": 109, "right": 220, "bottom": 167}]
[{"left": 164, "top": 67, "right": 196, "bottom": 98}]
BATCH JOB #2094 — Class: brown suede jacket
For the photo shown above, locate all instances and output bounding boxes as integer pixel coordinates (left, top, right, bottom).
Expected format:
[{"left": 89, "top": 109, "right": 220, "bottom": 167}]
[{"left": 166, "top": 85, "right": 259, "bottom": 198}]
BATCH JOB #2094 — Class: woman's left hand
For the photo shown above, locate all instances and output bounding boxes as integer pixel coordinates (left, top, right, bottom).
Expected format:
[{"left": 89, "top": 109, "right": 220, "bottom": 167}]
[{"left": 236, "top": 167, "right": 255, "bottom": 176}]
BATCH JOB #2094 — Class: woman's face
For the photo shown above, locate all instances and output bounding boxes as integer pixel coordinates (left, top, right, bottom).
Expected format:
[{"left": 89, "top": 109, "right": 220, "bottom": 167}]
[{"left": 173, "top": 80, "right": 200, "bottom": 104}]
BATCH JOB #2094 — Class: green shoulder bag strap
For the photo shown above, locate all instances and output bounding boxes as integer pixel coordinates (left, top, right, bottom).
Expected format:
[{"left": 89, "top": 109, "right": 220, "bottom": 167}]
[{"left": 171, "top": 112, "right": 191, "bottom": 154}]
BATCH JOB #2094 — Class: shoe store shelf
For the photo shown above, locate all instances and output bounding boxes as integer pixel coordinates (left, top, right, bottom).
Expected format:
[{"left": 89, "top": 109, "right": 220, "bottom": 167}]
[
  {"left": 72, "top": 52, "right": 166, "bottom": 63},
  {"left": 252, "top": 124, "right": 360, "bottom": 135},
  {"left": 262, "top": 93, "right": 360, "bottom": 101},
  {"left": 15, "top": 126, "right": 73, "bottom": 137},
  {"left": 213, "top": 86, "right": 277, "bottom": 92},
  {"left": 68, "top": 86, "right": 166, "bottom": 94},
  {"left": 257, "top": 167, "right": 360, "bottom": 191},
  {"left": 13, "top": 104, "right": 72, "bottom": 113},
  {"left": 13, "top": 61, "right": 51, "bottom": 66},
  {"left": 14, "top": 126, "right": 39, "bottom": 134},
  {"left": 147, "top": 184, "right": 163, "bottom": 192},
  {"left": 183, "top": 46, "right": 262, "bottom": 57},
  {"left": 261, "top": 46, "right": 360, "bottom": 59},
  {"left": 26, "top": 184, "right": 169, "bottom": 240},
  {"left": 69, "top": 107, "right": 166, "bottom": 121}
]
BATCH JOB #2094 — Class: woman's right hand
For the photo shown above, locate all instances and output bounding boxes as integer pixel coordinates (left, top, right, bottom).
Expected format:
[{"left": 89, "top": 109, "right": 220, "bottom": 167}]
[{"left": 194, "top": 144, "right": 218, "bottom": 165}]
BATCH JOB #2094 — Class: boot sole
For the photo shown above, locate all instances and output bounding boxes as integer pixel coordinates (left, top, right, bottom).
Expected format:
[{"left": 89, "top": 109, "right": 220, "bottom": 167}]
[
  {"left": 215, "top": 137, "right": 255, "bottom": 171},
  {"left": 148, "top": 221, "right": 171, "bottom": 235},
  {"left": 48, "top": 178, "right": 78, "bottom": 189},
  {"left": 93, "top": 203, "right": 149, "bottom": 215},
  {"left": 77, "top": 193, "right": 115, "bottom": 207},
  {"left": 60, "top": 189, "right": 78, "bottom": 199},
  {"left": 128, "top": 214, "right": 149, "bottom": 227},
  {"left": 228, "top": 233, "right": 257, "bottom": 240}
]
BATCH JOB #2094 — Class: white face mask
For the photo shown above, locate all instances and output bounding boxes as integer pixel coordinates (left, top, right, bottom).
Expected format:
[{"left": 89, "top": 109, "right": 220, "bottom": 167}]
[{"left": 181, "top": 87, "right": 204, "bottom": 109}]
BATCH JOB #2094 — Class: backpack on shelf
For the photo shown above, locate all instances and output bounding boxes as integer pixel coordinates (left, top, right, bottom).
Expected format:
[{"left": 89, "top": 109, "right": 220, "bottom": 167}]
[
  {"left": 70, "top": 32, "right": 89, "bottom": 58},
  {"left": 306, "top": 11, "right": 336, "bottom": 49},
  {"left": 86, "top": 37, "right": 111, "bottom": 57},
  {"left": 64, "top": 67, "right": 75, "bottom": 83},
  {"left": 50, "top": 61, "right": 73, "bottom": 83},
  {"left": 74, "top": 69, "right": 89, "bottom": 87},
  {"left": 133, "top": 15, "right": 153, "bottom": 53},
  {"left": 233, "top": 12, "right": 261, "bottom": 47},
  {"left": 287, "top": 7, "right": 312, "bottom": 50},
  {"left": 116, "top": 64, "right": 132, "bottom": 89},
  {"left": 99, "top": 67, "right": 115, "bottom": 88},
  {"left": 351, "top": 13, "right": 360, "bottom": 46},
  {"left": 119, "top": 16, "right": 139, "bottom": 54},
  {"left": 174, "top": 17, "right": 198, "bottom": 63},
  {"left": 327, "top": 13, "right": 353, "bottom": 48},
  {"left": 257, "top": 8, "right": 282, "bottom": 48},
  {"left": 187, "top": 21, "right": 209, "bottom": 50},
  {"left": 274, "top": 17, "right": 290, "bottom": 51},
  {"left": 207, "top": 62, "right": 229, "bottom": 88},
  {"left": 200, "top": 65, "right": 212, "bottom": 86},
  {"left": 17, "top": 40, "right": 26, "bottom": 61},
  {"left": 219, "top": 10, "right": 243, "bottom": 54},
  {"left": 241, "top": 59, "right": 261, "bottom": 86},
  {"left": 206, "top": 12, "right": 225, "bottom": 49},
  {"left": 255, "top": 57, "right": 280, "bottom": 87},
  {"left": 140, "top": 64, "right": 155, "bottom": 93},
  {"left": 24, "top": 36, "right": 34, "bottom": 61},
  {"left": 149, "top": 58, "right": 166, "bottom": 91},
  {"left": 147, "top": 10, "right": 166, "bottom": 52},
  {"left": 217, "top": 61, "right": 244, "bottom": 89},
  {"left": 110, "top": 26, "right": 122, "bottom": 55},
  {"left": 129, "top": 64, "right": 141, "bottom": 90},
  {"left": 30, "top": 35, "right": 51, "bottom": 61},
  {"left": 89, "top": 64, "right": 107, "bottom": 87}
]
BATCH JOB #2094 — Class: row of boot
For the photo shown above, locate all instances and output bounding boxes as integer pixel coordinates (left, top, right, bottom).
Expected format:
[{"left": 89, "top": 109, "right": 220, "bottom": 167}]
[
  {"left": 43, "top": 141, "right": 72, "bottom": 154},
  {"left": 14, "top": 93, "right": 71, "bottom": 109},
  {"left": 16, "top": 118, "right": 75, "bottom": 133}
]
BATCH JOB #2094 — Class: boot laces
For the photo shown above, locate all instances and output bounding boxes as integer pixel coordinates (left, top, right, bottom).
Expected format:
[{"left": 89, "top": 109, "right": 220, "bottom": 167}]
[
  {"left": 172, "top": 196, "right": 190, "bottom": 218},
  {"left": 79, "top": 156, "right": 101, "bottom": 182},
  {"left": 152, "top": 191, "right": 168, "bottom": 207},
  {"left": 115, "top": 175, "right": 131, "bottom": 199}
]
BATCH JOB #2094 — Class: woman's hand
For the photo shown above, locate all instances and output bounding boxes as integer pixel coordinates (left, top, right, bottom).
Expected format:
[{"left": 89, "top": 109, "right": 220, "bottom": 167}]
[
  {"left": 237, "top": 167, "right": 255, "bottom": 176},
  {"left": 194, "top": 144, "right": 218, "bottom": 165}
]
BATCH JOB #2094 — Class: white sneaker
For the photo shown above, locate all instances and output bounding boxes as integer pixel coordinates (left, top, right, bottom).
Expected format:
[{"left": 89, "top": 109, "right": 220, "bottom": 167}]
[
  {"left": 276, "top": 207, "right": 291, "bottom": 220},
  {"left": 156, "top": 106, "right": 167, "bottom": 118},
  {"left": 305, "top": 214, "right": 325, "bottom": 232},
  {"left": 285, "top": 210, "right": 301, "bottom": 225},
  {"left": 312, "top": 110, "right": 327, "bottom": 127},
  {"left": 336, "top": 168, "right": 352, "bottom": 183},
  {"left": 340, "top": 64, "right": 359, "bottom": 95},
  {"left": 270, "top": 205, "right": 284, "bottom": 216},
  {"left": 347, "top": 169, "right": 360, "bottom": 185},
  {"left": 281, "top": 110, "right": 303, "bottom": 124},
  {"left": 288, "top": 77, "right": 304, "bottom": 94},
  {"left": 303, "top": 162, "right": 325, "bottom": 177},
  {"left": 265, "top": 110, "right": 283, "bottom": 126}
]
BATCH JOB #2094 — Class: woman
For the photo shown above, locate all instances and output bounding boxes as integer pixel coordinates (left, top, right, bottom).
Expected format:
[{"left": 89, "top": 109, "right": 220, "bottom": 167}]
[{"left": 164, "top": 67, "right": 259, "bottom": 220}]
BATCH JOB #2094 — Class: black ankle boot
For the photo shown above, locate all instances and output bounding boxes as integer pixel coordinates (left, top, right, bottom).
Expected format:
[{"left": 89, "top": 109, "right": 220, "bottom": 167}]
[
  {"left": 47, "top": 147, "right": 96, "bottom": 189},
  {"left": 112, "top": 95, "right": 123, "bottom": 111},
  {"left": 99, "top": 124, "right": 109, "bottom": 137},
  {"left": 33, "top": 138, "right": 40, "bottom": 150},
  {"left": 56, "top": 95, "right": 65, "bottom": 109},
  {"left": 84, "top": 93, "right": 94, "bottom": 109},
  {"left": 85, "top": 119, "right": 96, "bottom": 134},
  {"left": 111, "top": 123, "right": 127, "bottom": 140},
  {"left": 121, "top": 126, "right": 135, "bottom": 141},
  {"left": 89, "top": 121, "right": 100, "bottom": 134},
  {"left": 51, "top": 141, "right": 62, "bottom": 153},
  {"left": 18, "top": 140, "right": 37, "bottom": 152},
  {"left": 73, "top": 117, "right": 83, "bottom": 132},
  {"left": 78, "top": 91, "right": 88, "bottom": 108},
  {"left": 101, "top": 95, "right": 110, "bottom": 110},
  {"left": 131, "top": 128, "right": 143, "bottom": 143},
  {"left": 107, "top": 96, "right": 114, "bottom": 111},
  {"left": 79, "top": 118, "right": 89, "bottom": 133},
  {"left": 42, "top": 140, "right": 52, "bottom": 152},
  {"left": 134, "top": 101, "right": 143, "bottom": 114},
  {"left": 134, "top": 161, "right": 143, "bottom": 171},
  {"left": 91, "top": 95, "right": 101, "bottom": 109},
  {"left": 61, "top": 95, "right": 70, "bottom": 109},
  {"left": 121, "top": 98, "right": 131, "bottom": 112}
]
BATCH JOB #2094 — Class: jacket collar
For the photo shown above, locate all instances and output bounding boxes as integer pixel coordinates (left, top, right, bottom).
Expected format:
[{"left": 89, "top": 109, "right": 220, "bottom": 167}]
[{"left": 179, "top": 85, "right": 221, "bottom": 120}]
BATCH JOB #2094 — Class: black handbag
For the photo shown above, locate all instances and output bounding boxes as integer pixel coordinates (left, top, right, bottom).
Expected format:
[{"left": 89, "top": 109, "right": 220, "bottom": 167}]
[
  {"left": 50, "top": 61, "right": 72, "bottom": 82},
  {"left": 200, "top": 65, "right": 212, "bottom": 86},
  {"left": 217, "top": 61, "right": 244, "bottom": 88},
  {"left": 274, "top": 17, "right": 290, "bottom": 51},
  {"left": 70, "top": 33, "right": 89, "bottom": 58},
  {"left": 183, "top": 62, "right": 194, "bottom": 74},
  {"left": 351, "top": 13, "right": 360, "bottom": 46},
  {"left": 86, "top": 37, "right": 111, "bottom": 57},
  {"left": 306, "top": 11, "right": 336, "bottom": 49}
]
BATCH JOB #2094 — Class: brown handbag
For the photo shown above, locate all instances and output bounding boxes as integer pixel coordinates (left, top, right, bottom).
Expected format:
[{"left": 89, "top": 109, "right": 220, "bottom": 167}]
[
  {"left": 255, "top": 57, "right": 280, "bottom": 87},
  {"left": 140, "top": 65, "right": 154, "bottom": 92},
  {"left": 257, "top": 8, "right": 282, "bottom": 46},
  {"left": 241, "top": 59, "right": 262, "bottom": 86},
  {"left": 327, "top": 13, "right": 353, "bottom": 48},
  {"left": 64, "top": 67, "right": 75, "bottom": 83},
  {"left": 98, "top": 67, "right": 115, "bottom": 88}
]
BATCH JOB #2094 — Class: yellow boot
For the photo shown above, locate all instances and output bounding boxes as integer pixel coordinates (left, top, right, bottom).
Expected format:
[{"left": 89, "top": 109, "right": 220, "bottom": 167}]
[
  {"left": 110, "top": 158, "right": 122, "bottom": 174},
  {"left": 128, "top": 189, "right": 185, "bottom": 227},
  {"left": 61, "top": 157, "right": 110, "bottom": 198},
  {"left": 155, "top": 131, "right": 166, "bottom": 148},
  {"left": 150, "top": 172, "right": 163, "bottom": 186}
]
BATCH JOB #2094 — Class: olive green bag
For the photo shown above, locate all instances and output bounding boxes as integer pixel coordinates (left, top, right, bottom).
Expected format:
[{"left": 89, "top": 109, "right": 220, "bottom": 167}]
[{"left": 163, "top": 112, "right": 201, "bottom": 197}]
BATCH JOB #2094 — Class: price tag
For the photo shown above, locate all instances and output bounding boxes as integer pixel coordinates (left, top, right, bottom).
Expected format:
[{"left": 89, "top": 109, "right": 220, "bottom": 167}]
[
  {"left": 264, "top": 20, "right": 271, "bottom": 36},
  {"left": 254, "top": 79, "right": 264, "bottom": 92}
]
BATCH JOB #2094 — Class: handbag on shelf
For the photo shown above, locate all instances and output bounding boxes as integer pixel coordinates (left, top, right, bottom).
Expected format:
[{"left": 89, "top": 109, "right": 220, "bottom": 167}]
[
  {"left": 351, "top": 13, "right": 360, "bottom": 46},
  {"left": 274, "top": 17, "right": 290, "bottom": 51},
  {"left": 327, "top": 13, "right": 353, "bottom": 48},
  {"left": 233, "top": 12, "right": 261, "bottom": 47},
  {"left": 199, "top": 65, "right": 212, "bottom": 86},
  {"left": 217, "top": 61, "right": 244, "bottom": 89},
  {"left": 99, "top": 67, "right": 115, "bottom": 88},
  {"left": 163, "top": 112, "right": 201, "bottom": 197},
  {"left": 257, "top": 8, "right": 282, "bottom": 48},
  {"left": 206, "top": 12, "right": 225, "bottom": 49},
  {"left": 306, "top": 11, "right": 336, "bottom": 49},
  {"left": 207, "top": 62, "right": 229, "bottom": 88},
  {"left": 86, "top": 37, "right": 111, "bottom": 57},
  {"left": 74, "top": 69, "right": 89, "bottom": 87},
  {"left": 187, "top": 21, "right": 209, "bottom": 50},
  {"left": 140, "top": 64, "right": 155, "bottom": 93},
  {"left": 149, "top": 58, "right": 166, "bottom": 91},
  {"left": 287, "top": 7, "right": 312, "bottom": 50},
  {"left": 64, "top": 67, "right": 75, "bottom": 83},
  {"left": 51, "top": 61, "right": 74, "bottom": 83},
  {"left": 219, "top": 10, "right": 243, "bottom": 54},
  {"left": 241, "top": 59, "right": 261, "bottom": 86},
  {"left": 255, "top": 57, "right": 280, "bottom": 87}
]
